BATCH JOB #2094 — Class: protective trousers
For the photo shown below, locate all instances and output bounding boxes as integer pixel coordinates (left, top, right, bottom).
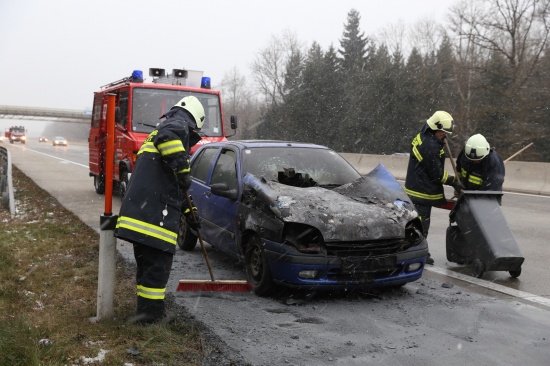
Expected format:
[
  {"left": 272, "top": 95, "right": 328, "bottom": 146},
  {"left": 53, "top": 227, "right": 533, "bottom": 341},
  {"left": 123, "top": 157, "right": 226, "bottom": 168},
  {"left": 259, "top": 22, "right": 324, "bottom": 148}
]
[
  {"left": 414, "top": 204, "right": 432, "bottom": 239},
  {"left": 133, "top": 243, "right": 174, "bottom": 323}
]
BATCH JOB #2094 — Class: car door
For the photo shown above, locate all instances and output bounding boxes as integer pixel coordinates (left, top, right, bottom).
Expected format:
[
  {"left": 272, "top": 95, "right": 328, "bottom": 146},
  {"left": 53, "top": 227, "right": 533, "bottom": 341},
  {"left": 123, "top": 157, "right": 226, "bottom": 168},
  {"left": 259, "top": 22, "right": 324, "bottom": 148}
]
[
  {"left": 201, "top": 148, "right": 240, "bottom": 254},
  {"left": 189, "top": 146, "right": 219, "bottom": 235}
]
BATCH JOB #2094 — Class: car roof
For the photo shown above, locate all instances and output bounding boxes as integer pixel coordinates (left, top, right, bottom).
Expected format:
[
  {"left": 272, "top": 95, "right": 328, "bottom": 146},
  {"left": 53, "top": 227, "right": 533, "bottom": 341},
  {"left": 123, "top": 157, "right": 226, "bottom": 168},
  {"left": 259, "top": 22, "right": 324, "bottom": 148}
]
[{"left": 200, "top": 140, "right": 331, "bottom": 151}]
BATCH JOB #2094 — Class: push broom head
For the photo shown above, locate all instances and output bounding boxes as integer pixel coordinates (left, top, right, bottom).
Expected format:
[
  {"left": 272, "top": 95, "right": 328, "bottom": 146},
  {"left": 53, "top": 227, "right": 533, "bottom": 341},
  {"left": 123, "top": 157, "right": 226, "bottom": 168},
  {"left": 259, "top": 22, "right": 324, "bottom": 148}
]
[{"left": 177, "top": 279, "right": 252, "bottom": 292}]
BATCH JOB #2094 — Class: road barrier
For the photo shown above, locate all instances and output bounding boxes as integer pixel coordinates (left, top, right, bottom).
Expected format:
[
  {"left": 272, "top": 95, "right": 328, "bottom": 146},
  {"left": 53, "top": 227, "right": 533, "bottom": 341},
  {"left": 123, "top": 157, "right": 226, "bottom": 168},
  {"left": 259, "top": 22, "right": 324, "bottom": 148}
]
[
  {"left": 0, "top": 146, "right": 16, "bottom": 216},
  {"left": 340, "top": 153, "right": 550, "bottom": 196}
]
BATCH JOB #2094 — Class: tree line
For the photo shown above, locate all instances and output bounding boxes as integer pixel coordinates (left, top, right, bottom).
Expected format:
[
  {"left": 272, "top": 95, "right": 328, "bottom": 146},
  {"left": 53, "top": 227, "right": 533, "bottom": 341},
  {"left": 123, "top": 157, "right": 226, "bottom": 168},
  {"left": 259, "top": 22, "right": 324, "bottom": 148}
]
[{"left": 220, "top": 0, "right": 550, "bottom": 162}]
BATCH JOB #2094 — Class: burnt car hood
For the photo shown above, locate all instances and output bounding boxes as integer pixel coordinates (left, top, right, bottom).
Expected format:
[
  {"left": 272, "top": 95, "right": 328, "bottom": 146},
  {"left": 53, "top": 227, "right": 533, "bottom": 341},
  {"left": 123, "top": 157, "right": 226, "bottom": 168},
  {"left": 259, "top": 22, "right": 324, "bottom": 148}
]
[{"left": 249, "top": 163, "right": 417, "bottom": 241}]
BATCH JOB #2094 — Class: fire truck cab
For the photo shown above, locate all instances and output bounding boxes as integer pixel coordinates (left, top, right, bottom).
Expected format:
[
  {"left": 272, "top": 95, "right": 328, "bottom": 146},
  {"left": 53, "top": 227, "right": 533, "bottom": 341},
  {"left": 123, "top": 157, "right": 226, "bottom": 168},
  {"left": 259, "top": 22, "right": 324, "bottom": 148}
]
[
  {"left": 6, "top": 126, "right": 27, "bottom": 144},
  {"left": 88, "top": 67, "right": 237, "bottom": 196}
]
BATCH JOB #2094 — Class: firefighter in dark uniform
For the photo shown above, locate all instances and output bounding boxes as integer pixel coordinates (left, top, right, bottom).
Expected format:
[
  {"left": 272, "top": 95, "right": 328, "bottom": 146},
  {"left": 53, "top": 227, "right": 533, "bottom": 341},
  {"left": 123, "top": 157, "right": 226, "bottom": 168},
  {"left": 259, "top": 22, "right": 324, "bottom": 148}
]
[
  {"left": 456, "top": 133, "right": 505, "bottom": 203},
  {"left": 405, "top": 111, "right": 463, "bottom": 265},
  {"left": 115, "top": 96, "right": 204, "bottom": 324}
]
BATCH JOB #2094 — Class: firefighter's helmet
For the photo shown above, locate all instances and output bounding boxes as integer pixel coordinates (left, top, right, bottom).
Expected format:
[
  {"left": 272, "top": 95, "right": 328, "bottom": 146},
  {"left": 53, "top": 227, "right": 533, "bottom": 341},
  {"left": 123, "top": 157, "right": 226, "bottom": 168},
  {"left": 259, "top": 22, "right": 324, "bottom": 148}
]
[
  {"left": 173, "top": 96, "right": 205, "bottom": 129},
  {"left": 427, "top": 111, "right": 454, "bottom": 134},
  {"left": 465, "top": 133, "right": 490, "bottom": 161}
]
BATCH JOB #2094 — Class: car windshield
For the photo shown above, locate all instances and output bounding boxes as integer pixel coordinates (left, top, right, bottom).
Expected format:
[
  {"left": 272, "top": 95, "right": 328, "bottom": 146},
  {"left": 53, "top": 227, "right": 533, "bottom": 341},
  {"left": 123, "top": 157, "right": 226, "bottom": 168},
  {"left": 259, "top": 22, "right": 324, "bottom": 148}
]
[
  {"left": 131, "top": 88, "right": 223, "bottom": 137},
  {"left": 241, "top": 147, "right": 361, "bottom": 187}
]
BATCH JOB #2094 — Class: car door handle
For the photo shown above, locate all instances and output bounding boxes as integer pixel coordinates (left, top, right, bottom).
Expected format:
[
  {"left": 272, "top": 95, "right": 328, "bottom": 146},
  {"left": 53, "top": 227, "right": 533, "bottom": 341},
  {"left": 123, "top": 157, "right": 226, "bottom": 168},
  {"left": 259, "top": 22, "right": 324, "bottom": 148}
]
[{"left": 205, "top": 191, "right": 211, "bottom": 197}]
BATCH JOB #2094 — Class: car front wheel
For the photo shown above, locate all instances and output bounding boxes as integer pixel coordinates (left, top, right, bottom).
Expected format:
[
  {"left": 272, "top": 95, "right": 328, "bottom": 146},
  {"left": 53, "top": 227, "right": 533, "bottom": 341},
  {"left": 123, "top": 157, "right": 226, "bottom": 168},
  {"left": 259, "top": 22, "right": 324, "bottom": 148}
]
[
  {"left": 245, "top": 235, "right": 274, "bottom": 296},
  {"left": 177, "top": 215, "right": 197, "bottom": 251}
]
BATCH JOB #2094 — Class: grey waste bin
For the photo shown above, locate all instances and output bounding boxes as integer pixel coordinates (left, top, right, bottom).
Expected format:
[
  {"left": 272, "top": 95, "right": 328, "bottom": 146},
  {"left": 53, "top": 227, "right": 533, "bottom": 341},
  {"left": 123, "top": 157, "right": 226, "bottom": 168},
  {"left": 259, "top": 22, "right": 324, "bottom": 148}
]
[{"left": 446, "top": 191, "right": 524, "bottom": 278}]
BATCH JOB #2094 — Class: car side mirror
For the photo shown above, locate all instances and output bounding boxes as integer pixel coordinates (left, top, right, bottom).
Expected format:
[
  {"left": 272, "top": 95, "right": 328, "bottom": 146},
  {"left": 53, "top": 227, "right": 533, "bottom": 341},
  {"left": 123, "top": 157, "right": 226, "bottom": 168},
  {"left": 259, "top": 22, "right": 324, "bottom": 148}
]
[
  {"left": 230, "top": 115, "right": 238, "bottom": 130},
  {"left": 226, "top": 115, "right": 238, "bottom": 138},
  {"left": 210, "top": 183, "right": 238, "bottom": 200}
]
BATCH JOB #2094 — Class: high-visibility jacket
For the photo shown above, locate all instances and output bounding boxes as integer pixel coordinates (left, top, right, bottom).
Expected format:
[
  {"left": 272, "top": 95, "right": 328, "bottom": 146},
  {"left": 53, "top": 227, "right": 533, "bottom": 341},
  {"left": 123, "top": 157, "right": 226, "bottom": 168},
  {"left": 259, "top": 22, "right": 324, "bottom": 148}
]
[
  {"left": 115, "top": 108, "right": 197, "bottom": 254},
  {"left": 405, "top": 124, "right": 455, "bottom": 206},
  {"left": 456, "top": 147, "right": 505, "bottom": 191}
]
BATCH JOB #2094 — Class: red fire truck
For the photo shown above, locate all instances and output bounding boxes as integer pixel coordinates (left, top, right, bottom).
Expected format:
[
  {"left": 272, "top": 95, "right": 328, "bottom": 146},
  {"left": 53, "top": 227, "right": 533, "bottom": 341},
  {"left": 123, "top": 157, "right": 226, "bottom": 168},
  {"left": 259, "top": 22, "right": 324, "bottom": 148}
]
[
  {"left": 88, "top": 68, "right": 237, "bottom": 196},
  {"left": 5, "top": 126, "right": 27, "bottom": 144}
]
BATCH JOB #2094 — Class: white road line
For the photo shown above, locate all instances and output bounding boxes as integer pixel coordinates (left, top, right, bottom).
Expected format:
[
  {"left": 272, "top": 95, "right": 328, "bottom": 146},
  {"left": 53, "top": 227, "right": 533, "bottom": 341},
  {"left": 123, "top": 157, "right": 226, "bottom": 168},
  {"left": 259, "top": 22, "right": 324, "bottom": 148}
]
[
  {"left": 427, "top": 266, "right": 550, "bottom": 309},
  {"left": 19, "top": 147, "right": 88, "bottom": 168}
]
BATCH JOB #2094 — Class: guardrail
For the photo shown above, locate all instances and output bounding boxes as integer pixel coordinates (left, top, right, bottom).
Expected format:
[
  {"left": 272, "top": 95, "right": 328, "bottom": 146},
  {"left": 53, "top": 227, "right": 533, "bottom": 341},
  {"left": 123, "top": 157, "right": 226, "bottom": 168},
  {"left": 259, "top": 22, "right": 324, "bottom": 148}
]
[
  {"left": 340, "top": 153, "right": 550, "bottom": 196},
  {"left": 0, "top": 146, "right": 16, "bottom": 217}
]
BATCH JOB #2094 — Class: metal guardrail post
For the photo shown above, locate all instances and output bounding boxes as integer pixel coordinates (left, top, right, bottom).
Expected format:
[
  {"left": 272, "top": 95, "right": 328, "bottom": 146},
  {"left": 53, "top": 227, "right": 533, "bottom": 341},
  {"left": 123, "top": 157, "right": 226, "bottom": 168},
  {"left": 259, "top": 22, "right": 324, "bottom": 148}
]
[{"left": 0, "top": 146, "right": 15, "bottom": 217}]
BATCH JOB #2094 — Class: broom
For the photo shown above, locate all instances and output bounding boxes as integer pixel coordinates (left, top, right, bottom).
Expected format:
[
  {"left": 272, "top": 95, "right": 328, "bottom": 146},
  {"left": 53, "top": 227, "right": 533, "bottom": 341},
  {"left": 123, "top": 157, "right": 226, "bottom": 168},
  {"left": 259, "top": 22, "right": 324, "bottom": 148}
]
[{"left": 177, "top": 192, "right": 252, "bottom": 292}]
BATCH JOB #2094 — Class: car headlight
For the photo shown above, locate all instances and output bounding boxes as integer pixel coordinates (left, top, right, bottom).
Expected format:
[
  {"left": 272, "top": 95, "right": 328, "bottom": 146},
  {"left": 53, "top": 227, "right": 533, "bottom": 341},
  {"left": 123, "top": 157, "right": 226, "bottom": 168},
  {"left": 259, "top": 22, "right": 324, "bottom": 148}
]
[
  {"left": 405, "top": 218, "right": 424, "bottom": 245},
  {"left": 283, "top": 223, "right": 323, "bottom": 254}
]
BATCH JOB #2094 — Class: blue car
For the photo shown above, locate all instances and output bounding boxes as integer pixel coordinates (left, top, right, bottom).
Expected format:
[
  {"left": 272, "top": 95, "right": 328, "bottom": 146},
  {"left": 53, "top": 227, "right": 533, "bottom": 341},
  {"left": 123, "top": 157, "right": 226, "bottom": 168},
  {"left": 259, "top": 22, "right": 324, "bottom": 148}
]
[{"left": 179, "top": 141, "right": 428, "bottom": 296}]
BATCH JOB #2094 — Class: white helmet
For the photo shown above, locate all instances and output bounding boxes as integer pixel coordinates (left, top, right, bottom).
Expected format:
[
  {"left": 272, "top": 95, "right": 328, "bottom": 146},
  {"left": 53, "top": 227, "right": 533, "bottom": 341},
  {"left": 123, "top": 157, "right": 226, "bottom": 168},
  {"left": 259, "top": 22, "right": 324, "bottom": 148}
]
[
  {"left": 427, "top": 111, "right": 454, "bottom": 134},
  {"left": 173, "top": 96, "right": 205, "bottom": 129},
  {"left": 465, "top": 134, "right": 490, "bottom": 160}
]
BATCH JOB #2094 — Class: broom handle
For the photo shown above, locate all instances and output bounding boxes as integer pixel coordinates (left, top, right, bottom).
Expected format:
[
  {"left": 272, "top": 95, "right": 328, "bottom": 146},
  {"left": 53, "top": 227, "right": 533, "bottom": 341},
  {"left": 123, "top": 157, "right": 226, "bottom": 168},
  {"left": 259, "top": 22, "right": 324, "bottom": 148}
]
[
  {"left": 504, "top": 142, "right": 533, "bottom": 163},
  {"left": 445, "top": 138, "right": 462, "bottom": 185},
  {"left": 185, "top": 192, "right": 216, "bottom": 281}
]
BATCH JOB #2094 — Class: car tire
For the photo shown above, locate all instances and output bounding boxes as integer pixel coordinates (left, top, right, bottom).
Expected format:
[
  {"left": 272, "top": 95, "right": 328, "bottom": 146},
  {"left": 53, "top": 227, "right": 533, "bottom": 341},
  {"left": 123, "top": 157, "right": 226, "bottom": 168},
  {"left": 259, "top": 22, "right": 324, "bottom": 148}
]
[
  {"left": 245, "top": 235, "right": 274, "bottom": 296},
  {"left": 119, "top": 171, "right": 128, "bottom": 200},
  {"left": 177, "top": 215, "right": 197, "bottom": 251}
]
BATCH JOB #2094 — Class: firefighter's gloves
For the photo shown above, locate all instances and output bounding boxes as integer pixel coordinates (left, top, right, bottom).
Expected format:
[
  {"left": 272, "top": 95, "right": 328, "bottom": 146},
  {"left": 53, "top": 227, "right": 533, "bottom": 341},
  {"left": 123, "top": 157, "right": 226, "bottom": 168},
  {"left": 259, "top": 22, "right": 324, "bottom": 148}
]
[
  {"left": 451, "top": 179, "right": 465, "bottom": 194},
  {"left": 178, "top": 174, "right": 192, "bottom": 191},
  {"left": 184, "top": 205, "right": 201, "bottom": 231}
]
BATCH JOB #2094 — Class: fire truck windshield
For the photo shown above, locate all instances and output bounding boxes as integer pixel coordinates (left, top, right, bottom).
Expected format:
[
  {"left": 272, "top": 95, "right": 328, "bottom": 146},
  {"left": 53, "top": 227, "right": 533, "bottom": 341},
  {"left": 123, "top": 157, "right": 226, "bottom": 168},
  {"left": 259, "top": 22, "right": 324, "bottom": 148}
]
[
  {"left": 132, "top": 88, "right": 223, "bottom": 137},
  {"left": 12, "top": 127, "right": 25, "bottom": 133}
]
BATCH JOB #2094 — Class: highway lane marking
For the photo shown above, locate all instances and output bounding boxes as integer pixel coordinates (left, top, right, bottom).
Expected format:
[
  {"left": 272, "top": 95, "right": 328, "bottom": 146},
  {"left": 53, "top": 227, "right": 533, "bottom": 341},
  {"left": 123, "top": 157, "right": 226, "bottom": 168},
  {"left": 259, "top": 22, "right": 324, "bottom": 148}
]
[
  {"left": 13, "top": 146, "right": 88, "bottom": 169},
  {"left": 427, "top": 266, "right": 550, "bottom": 309}
]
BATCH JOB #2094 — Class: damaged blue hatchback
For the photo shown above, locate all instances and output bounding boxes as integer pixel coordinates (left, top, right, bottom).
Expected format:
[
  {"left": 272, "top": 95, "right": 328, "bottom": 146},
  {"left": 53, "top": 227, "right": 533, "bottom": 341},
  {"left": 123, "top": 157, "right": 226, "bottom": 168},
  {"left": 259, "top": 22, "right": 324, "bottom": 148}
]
[{"left": 179, "top": 141, "right": 429, "bottom": 296}]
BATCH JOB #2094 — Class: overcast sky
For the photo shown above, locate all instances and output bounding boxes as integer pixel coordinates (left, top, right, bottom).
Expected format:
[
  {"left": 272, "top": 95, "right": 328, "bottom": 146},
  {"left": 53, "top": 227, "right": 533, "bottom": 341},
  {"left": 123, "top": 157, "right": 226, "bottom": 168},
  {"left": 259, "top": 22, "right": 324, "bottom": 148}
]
[{"left": 0, "top": 0, "right": 455, "bottom": 111}]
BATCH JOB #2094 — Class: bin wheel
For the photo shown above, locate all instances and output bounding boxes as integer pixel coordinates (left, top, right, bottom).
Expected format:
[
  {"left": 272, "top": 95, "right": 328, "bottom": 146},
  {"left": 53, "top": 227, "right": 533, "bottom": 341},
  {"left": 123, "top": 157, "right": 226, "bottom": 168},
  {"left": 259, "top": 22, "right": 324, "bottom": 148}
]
[
  {"left": 509, "top": 267, "right": 522, "bottom": 278},
  {"left": 471, "top": 259, "right": 485, "bottom": 278}
]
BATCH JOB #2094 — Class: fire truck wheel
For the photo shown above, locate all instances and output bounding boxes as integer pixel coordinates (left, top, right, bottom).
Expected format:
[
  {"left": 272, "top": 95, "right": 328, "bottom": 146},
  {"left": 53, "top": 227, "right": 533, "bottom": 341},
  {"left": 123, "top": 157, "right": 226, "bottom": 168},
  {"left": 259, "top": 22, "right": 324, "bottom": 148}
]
[
  {"left": 119, "top": 171, "right": 128, "bottom": 200},
  {"left": 177, "top": 216, "right": 198, "bottom": 251},
  {"left": 94, "top": 175, "right": 105, "bottom": 194}
]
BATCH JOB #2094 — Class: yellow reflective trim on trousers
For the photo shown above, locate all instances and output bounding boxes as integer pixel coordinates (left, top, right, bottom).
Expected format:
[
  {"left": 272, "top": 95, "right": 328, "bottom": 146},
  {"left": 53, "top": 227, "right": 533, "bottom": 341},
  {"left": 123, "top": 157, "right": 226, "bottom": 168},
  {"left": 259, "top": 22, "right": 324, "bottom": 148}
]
[
  {"left": 404, "top": 187, "right": 444, "bottom": 201},
  {"left": 158, "top": 140, "right": 185, "bottom": 156},
  {"left": 138, "top": 141, "right": 159, "bottom": 155},
  {"left": 116, "top": 216, "right": 177, "bottom": 245},
  {"left": 137, "top": 284, "right": 166, "bottom": 300}
]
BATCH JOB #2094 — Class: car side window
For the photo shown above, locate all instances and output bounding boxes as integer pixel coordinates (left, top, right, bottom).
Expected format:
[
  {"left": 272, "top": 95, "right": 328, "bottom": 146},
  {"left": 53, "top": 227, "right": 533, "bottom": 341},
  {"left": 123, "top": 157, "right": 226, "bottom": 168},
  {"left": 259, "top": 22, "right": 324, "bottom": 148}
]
[
  {"left": 210, "top": 149, "right": 238, "bottom": 191},
  {"left": 191, "top": 147, "right": 219, "bottom": 183}
]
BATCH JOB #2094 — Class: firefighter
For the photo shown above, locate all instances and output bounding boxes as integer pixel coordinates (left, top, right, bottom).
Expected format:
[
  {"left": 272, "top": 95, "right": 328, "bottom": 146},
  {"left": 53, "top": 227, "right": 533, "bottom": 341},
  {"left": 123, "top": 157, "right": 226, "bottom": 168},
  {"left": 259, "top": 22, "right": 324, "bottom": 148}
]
[
  {"left": 456, "top": 134, "right": 505, "bottom": 203},
  {"left": 405, "top": 111, "right": 463, "bottom": 265},
  {"left": 115, "top": 96, "right": 204, "bottom": 324}
]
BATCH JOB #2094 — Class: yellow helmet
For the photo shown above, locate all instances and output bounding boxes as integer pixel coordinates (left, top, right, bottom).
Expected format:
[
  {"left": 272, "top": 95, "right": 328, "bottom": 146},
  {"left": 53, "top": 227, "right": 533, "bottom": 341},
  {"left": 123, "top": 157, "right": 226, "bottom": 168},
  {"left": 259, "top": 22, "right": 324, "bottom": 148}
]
[
  {"left": 465, "top": 133, "right": 490, "bottom": 160},
  {"left": 427, "top": 111, "right": 454, "bottom": 133},
  {"left": 173, "top": 96, "right": 205, "bottom": 129}
]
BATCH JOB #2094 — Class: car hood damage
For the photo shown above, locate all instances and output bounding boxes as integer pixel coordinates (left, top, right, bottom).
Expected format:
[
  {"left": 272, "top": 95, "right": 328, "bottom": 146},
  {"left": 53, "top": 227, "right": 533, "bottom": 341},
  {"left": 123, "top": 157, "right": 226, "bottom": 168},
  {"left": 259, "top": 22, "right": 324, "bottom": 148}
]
[{"left": 243, "top": 163, "right": 417, "bottom": 241}]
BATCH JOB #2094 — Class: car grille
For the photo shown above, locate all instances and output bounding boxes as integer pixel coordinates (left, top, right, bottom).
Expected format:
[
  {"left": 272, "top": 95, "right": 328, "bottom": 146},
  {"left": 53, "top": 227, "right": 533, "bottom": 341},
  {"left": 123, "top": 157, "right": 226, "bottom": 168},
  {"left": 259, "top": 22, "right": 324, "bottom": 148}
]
[{"left": 324, "top": 239, "right": 410, "bottom": 257}]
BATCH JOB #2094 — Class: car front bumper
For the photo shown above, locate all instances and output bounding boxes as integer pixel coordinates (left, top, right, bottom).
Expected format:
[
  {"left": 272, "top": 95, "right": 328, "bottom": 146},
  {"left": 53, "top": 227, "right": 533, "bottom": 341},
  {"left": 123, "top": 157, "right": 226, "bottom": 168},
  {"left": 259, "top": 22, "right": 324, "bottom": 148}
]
[{"left": 263, "top": 239, "right": 429, "bottom": 290}]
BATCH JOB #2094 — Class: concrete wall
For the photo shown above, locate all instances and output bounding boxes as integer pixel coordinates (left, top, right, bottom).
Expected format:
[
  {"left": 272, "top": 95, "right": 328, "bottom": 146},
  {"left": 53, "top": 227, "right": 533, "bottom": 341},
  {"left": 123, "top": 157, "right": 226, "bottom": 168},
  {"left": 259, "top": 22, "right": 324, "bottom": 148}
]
[{"left": 340, "top": 153, "right": 550, "bottom": 196}]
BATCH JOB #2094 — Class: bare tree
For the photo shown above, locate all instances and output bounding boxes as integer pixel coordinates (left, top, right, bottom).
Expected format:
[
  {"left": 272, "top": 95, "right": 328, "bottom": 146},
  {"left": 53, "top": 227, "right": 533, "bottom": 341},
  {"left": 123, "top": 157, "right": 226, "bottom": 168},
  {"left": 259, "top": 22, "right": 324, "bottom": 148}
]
[
  {"left": 251, "top": 30, "right": 305, "bottom": 108},
  {"left": 449, "top": 0, "right": 550, "bottom": 147},
  {"left": 409, "top": 16, "right": 447, "bottom": 56},
  {"left": 375, "top": 21, "right": 407, "bottom": 55},
  {"left": 219, "top": 66, "right": 261, "bottom": 140},
  {"left": 451, "top": 0, "right": 550, "bottom": 88}
]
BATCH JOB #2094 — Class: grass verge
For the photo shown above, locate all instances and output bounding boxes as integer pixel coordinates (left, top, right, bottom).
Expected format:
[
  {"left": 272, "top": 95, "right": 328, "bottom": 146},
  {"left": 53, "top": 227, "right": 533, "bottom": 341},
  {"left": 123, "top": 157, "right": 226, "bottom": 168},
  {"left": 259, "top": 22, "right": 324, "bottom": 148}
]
[{"left": 0, "top": 166, "right": 205, "bottom": 365}]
